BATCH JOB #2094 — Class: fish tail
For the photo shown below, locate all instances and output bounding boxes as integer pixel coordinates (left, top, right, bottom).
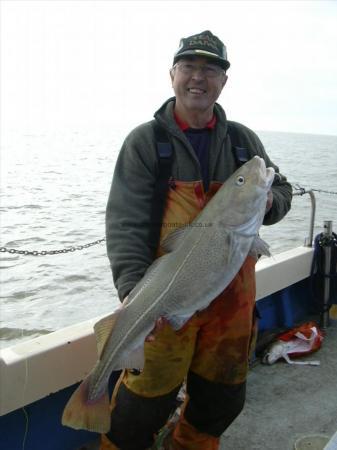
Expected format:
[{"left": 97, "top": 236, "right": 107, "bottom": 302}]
[{"left": 62, "top": 376, "right": 111, "bottom": 434}]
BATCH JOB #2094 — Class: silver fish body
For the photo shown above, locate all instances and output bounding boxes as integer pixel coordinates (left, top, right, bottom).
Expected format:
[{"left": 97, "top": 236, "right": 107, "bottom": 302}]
[
  {"left": 62, "top": 155, "right": 274, "bottom": 432},
  {"left": 89, "top": 156, "right": 274, "bottom": 397}
]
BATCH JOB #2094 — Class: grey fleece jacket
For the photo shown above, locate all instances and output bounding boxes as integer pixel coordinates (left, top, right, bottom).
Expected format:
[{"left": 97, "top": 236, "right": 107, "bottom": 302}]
[{"left": 106, "top": 98, "right": 292, "bottom": 301}]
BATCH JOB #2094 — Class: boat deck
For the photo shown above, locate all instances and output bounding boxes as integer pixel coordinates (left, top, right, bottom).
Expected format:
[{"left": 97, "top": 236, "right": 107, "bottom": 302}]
[
  {"left": 80, "top": 321, "right": 337, "bottom": 450},
  {"left": 220, "top": 321, "right": 337, "bottom": 450}
]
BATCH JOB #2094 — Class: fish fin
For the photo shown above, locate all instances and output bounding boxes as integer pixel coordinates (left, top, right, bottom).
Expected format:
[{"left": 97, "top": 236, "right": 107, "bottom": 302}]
[
  {"left": 166, "top": 314, "right": 192, "bottom": 331},
  {"left": 223, "top": 230, "right": 237, "bottom": 264},
  {"left": 62, "top": 376, "right": 111, "bottom": 433},
  {"left": 250, "top": 236, "right": 271, "bottom": 258},
  {"left": 161, "top": 226, "right": 189, "bottom": 253},
  {"left": 94, "top": 309, "right": 121, "bottom": 358},
  {"left": 117, "top": 344, "right": 145, "bottom": 370}
]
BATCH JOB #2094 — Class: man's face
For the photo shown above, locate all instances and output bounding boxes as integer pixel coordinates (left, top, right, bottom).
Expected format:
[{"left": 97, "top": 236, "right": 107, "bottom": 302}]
[{"left": 170, "top": 56, "right": 227, "bottom": 115}]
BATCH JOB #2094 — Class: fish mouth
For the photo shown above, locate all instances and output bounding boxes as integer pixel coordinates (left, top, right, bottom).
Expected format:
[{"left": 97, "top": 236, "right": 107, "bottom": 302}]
[
  {"left": 253, "top": 156, "right": 275, "bottom": 189},
  {"left": 266, "top": 166, "right": 275, "bottom": 189}
]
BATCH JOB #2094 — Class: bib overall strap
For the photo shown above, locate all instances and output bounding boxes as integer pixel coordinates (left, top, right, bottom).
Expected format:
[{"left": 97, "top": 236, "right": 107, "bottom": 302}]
[
  {"left": 148, "top": 121, "right": 174, "bottom": 256},
  {"left": 227, "top": 122, "right": 250, "bottom": 167}
]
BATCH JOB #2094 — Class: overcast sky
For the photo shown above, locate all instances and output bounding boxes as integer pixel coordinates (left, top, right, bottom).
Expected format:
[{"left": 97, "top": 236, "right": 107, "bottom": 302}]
[{"left": 1, "top": 0, "right": 337, "bottom": 136}]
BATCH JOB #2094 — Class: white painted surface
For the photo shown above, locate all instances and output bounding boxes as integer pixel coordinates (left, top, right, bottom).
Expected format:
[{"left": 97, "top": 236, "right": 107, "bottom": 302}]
[
  {"left": 0, "top": 246, "right": 314, "bottom": 416},
  {"left": 255, "top": 246, "right": 313, "bottom": 300},
  {"left": 324, "top": 430, "right": 337, "bottom": 450}
]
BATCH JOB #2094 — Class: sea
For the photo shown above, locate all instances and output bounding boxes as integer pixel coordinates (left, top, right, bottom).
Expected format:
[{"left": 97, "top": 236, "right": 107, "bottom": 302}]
[{"left": 1, "top": 129, "right": 336, "bottom": 349}]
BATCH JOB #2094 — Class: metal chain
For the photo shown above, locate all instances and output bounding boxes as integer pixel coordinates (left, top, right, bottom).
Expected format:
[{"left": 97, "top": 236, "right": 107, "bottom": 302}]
[
  {"left": 1, "top": 184, "right": 336, "bottom": 257},
  {"left": 312, "top": 188, "right": 337, "bottom": 195},
  {"left": 292, "top": 184, "right": 337, "bottom": 196},
  {"left": 0, "top": 238, "right": 106, "bottom": 256}
]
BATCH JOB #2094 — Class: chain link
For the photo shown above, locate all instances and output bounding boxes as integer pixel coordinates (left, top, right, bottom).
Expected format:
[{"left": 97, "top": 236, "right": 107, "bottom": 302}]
[
  {"left": 1, "top": 184, "right": 336, "bottom": 257},
  {"left": 292, "top": 184, "right": 337, "bottom": 196},
  {"left": 312, "top": 188, "right": 337, "bottom": 195},
  {"left": 292, "top": 184, "right": 306, "bottom": 196},
  {"left": 0, "top": 238, "right": 106, "bottom": 256}
]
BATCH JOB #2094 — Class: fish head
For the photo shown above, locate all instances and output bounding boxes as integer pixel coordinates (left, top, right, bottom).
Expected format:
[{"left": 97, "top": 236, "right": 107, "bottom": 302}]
[
  {"left": 238, "top": 155, "right": 275, "bottom": 193},
  {"left": 218, "top": 156, "right": 275, "bottom": 231}
]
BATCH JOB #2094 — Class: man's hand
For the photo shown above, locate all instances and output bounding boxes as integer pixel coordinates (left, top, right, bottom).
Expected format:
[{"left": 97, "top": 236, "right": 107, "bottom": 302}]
[
  {"left": 123, "top": 296, "right": 167, "bottom": 342},
  {"left": 145, "top": 317, "right": 169, "bottom": 342},
  {"left": 265, "top": 190, "right": 273, "bottom": 214}
]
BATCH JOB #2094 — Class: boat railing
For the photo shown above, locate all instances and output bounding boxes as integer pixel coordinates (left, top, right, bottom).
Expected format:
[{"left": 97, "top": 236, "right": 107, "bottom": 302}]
[{"left": 292, "top": 185, "right": 316, "bottom": 247}]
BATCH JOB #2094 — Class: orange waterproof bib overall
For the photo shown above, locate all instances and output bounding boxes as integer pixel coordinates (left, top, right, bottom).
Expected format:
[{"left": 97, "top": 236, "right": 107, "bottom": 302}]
[{"left": 102, "top": 181, "right": 258, "bottom": 450}]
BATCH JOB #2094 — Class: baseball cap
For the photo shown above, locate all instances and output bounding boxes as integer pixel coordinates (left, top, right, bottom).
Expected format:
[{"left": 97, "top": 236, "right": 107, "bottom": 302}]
[{"left": 173, "top": 30, "right": 230, "bottom": 70}]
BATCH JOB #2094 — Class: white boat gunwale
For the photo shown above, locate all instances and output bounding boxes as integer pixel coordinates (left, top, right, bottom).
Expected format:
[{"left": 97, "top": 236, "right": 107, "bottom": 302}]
[{"left": 0, "top": 245, "right": 314, "bottom": 417}]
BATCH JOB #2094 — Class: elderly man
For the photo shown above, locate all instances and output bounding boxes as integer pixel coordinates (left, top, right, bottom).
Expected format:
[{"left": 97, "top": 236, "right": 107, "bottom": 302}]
[{"left": 104, "top": 31, "right": 292, "bottom": 450}]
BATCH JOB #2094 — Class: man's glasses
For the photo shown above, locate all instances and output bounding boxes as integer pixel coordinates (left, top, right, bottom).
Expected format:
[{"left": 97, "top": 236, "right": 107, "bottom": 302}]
[{"left": 174, "top": 62, "right": 224, "bottom": 78}]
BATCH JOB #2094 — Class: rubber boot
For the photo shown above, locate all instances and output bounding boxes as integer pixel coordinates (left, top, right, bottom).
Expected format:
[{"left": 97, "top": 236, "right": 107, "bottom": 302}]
[{"left": 101, "top": 434, "right": 154, "bottom": 450}]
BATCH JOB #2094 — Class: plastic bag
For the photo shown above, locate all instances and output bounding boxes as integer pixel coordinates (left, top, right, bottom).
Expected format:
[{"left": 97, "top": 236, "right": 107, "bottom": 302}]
[{"left": 262, "top": 321, "right": 324, "bottom": 365}]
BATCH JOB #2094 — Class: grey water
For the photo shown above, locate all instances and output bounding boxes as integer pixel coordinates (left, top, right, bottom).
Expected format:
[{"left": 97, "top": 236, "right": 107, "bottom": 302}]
[{"left": 1, "top": 129, "right": 336, "bottom": 348}]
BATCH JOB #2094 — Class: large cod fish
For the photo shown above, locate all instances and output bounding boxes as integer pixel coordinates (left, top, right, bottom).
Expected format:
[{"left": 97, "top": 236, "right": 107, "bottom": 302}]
[{"left": 62, "top": 156, "right": 275, "bottom": 433}]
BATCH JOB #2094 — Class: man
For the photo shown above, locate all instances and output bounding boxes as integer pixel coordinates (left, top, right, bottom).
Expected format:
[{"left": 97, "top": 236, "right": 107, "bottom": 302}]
[{"left": 104, "top": 31, "right": 292, "bottom": 450}]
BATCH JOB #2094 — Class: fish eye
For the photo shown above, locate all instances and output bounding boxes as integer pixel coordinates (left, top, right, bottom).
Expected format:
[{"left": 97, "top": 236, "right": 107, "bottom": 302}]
[{"left": 235, "top": 175, "right": 245, "bottom": 186}]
